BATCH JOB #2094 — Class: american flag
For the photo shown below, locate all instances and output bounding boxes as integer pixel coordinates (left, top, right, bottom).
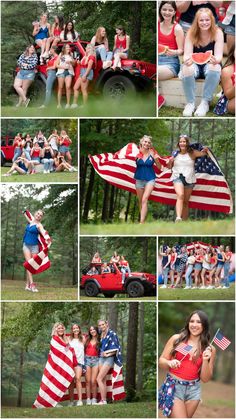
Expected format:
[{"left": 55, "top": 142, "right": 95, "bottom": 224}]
[
  {"left": 89, "top": 142, "right": 233, "bottom": 213},
  {"left": 213, "top": 330, "right": 231, "bottom": 350},
  {"left": 23, "top": 210, "right": 51, "bottom": 274},
  {"left": 175, "top": 343, "right": 193, "bottom": 356}
]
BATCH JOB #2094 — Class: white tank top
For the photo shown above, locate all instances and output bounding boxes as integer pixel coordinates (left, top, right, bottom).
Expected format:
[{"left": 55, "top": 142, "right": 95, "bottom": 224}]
[
  {"left": 171, "top": 152, "right": 196, "bottom": 184},
  {"left": 70, "top": 338, "right": 84, "bottom": 365}
]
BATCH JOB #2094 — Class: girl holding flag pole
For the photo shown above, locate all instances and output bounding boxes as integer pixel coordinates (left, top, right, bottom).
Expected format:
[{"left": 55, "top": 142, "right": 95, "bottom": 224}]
[{"left": 159, "top": 310, "right": 216, "bottom": 418}]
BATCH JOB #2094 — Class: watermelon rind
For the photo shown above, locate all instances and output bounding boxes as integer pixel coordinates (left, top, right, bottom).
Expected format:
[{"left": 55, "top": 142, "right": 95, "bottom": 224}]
[
  {"left": 191, "top": 50, "right": 212, "bottom": 65},
  {"left": 158, "top": 44, "right": 168, "bottom": 55}
]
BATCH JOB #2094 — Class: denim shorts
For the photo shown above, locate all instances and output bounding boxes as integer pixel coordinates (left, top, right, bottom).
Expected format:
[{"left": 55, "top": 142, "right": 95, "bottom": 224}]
[
  {"left": 178, "top": 20, "right": 192, "bottom": 33},
  {"left": 173, "top": 175, "right": 195, "bottom": 189},
  {"left": 59, "top": 145, "right": 70, "bottom": 153},
  {"left": 113, "top": 48, "right": 129, "bottom": 57},
  {"left": 98, "top": 356, "right": 115, "bottom": 367},
  {"left": 220, "top": 15, "right": 235, "bottom": 36},
  {"left": 32, "top": 157, "right": 41, "bottom": 163},
  {"left": 76, "top": 362, "right": 86, "bottom": 373},
  {"left": 23, "top": 243, "right": 39, "bottom": 254},
  {"left": 85, "top": 355, "right": 99, "bottom": 368},
  {"left": 217, "top": 262, "right": 224, "bottom": 268},
  {"left": 194, "top": 263, "right": 202, "bottom": 270},
  {"left": 16, "top": 69, "right": 36, "bottom": 81},
  {"left": 80, "top": 67, "right": 94, "bottom": 81},
  {"left": 135, "top": 178, "right": 155, "bottom": 189},
  {"left": 158, "top": 55, "right": 180, "bottom": 77},
  {"left": 57, "top": 69, "right": 72, "bottom": 78},
  {"left": 174, "top": 379, "right": 201, "bottom": 401}
]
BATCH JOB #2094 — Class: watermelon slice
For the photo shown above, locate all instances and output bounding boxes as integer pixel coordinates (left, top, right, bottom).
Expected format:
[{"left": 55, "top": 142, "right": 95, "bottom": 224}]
[
  {"left": 191, "top": 50, "right": 212, "bottom": 65},
  {"left": 158, "top": 44, "right": 169, "bottom": 55}
]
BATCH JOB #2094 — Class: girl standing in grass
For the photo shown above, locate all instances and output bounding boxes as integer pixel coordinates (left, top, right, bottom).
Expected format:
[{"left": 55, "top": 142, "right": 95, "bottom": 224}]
[{"left": 68, "top": 324, "right": 86, "bottom": 407}]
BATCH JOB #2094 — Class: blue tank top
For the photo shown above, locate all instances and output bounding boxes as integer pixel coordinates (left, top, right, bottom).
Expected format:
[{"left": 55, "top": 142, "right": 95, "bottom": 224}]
[
  {"left": 217, "top": 252, "right": 224, "bottom": 262},
  {"left": 134, "top": 155, "right": 156, "bottom": 181},
  {"left": 23, "top": 224, "right": 39, "bottom": 245},
  {"left": 35, "top": 26, "right": 49, "bottom": 40}
]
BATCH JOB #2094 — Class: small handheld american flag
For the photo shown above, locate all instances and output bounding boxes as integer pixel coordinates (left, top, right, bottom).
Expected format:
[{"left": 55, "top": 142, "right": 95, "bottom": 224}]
[
  {"left": 175, "top": 343, "right": 193, "bottom": 356},
  {"left": 212, "top": 330, "right": 231, "bottom": 350}
]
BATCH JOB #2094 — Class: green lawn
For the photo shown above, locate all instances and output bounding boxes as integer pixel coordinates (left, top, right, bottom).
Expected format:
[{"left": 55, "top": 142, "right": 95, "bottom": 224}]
[
  {"left": 80, "top": 218, "right": 235, "bottom": 236},
  {"left": 158, "top": 283, "right": 235, "bottom": 301},
  {"left": 1, "top": 280, "right": 78, "bottom": 301},
  {"left": 158, "top": 104, "right": 234, "bottom": 118},
  {"left": 1, "top": 95, "right": 156, "bottom": 118},
  {"left": 1, "top": 167, "right": 77, "bottom": 183},
  {"left": 1, "top": 401, "right": 156, "bottom": 418},
  {"left": 79, "top": 294, "right": 156, "bottom": 301}
]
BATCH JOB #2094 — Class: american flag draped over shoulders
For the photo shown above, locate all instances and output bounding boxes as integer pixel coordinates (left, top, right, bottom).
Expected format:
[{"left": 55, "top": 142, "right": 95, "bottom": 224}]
[{"left": 89, "top": 142, "right": 233, "bottom": 214}]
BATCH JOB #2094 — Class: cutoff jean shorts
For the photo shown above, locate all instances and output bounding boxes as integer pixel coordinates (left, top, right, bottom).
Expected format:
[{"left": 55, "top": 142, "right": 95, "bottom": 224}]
[
  {"left": 85, "top": 355, "right": 99, "bottom": 368},
  {"left": 174, "top": 379, "right": 201, "bottom": 401},
  {"left": 98, "top": 355, "right": 115, "bottom": 367},
  {"left": 135, "top": 178, "right": 155, "bottom": 189}
]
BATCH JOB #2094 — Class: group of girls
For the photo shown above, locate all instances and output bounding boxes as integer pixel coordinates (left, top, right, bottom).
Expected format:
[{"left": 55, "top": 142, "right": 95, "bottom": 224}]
[
  {"left": 158, "top": 1, "right": 235, "bottom": 116},
  {"left": 91, "top": 251, "right": 131, "bottom": 282},
  {"left": 3, "top": 129, "right": 76, "bottom": 176},
  {"left": 134, "top": 134, "right": 209, "bottom": 224},
  {"left": 160, "top": 243, "right": 233, "bottom": 289},
  {"left": 14, "top": 12, "right": 130, "bottom": 109},
  {"left": 49, "top": 320, "right": 121, "bottom": 406}
]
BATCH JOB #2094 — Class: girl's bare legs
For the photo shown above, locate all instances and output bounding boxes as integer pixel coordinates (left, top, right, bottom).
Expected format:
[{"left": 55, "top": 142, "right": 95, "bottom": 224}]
[
  {"left": 85, "top": 366, "right": 92, "bottom": 399},
  {"left": 194, "top": 270, "right": 200, "bottom": 287},
  {"left": 81, "top": 79, "right": 89, "bottom": 104},
  {"left": 173, "top": 183, "right": 185, "bottom": 219},
  {"left": 215, "top": 267, "right": 222, "bottom": 287},
  {"left": 182, "top": 188, "right": 193, "bottom": 220},
  {"left": 65, "top": 151, "right": 72, "bottom": 164},
  {"left": 91, "top": 365, "right": 98, "bottom": 399},
  {"left": 136, "top": 188, "right": 144, "bottom": 215},
  {"left": 73, "top": 78, "right": 81, "bottom": 104},
  {"left": 65, "top": 76, "right": 72, "bottom": 106},
  {"left": 170, "top": 269, "right": 175, "bottom": 286},
  {"left": 139, "top": 183, "right": 155, "bottom": 223},
  {"left": 14, "top": 78, "right": 27, "bottom": 104},
  {"left": 112, "top": 52, "right": 127, "bottom": 69},
  {"left": 201, "top": 268, "right": 207, "bottom": 287},
  {"left": 170, "top": 399, "right": 200, "bottom": 418},
  {"left": 23, "top": 247, "right": 34, "bottom": 287},
  {"left": 158, "top": 66, "right": 176, "bottom": 81},
  {"left": 96, "top": 363, "right": 111, "bottom": 401},
  {"left": 74, "top": 366, "right": 83, "bottom": 402},
  {"left": 186, "top": 400, "right": 200, "bottom": 418},
  {"left": 209, "top": 268, "right": 215, "bottom": 286},
  {"left": 57, "top": 77, "right": 65, "bottom": 106}
]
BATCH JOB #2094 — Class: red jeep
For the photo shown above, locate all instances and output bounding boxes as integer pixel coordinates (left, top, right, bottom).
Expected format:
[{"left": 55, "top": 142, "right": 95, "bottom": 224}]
[
  {"left": 1, "top": 136, "right": 15, "bottom": 165},
  {"left": 80, "top": 262, "right": 156, "bottom": 298},
  {"left": 14, "top": 40, "right": 156, "bottom": 100}
]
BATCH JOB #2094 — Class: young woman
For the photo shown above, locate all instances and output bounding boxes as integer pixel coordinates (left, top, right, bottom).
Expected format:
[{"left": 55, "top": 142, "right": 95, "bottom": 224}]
[
  {"left": 96, "top": 319, "right": 122, "bottom": 405},
  {"left": 84, "top": 326, "right": 100, "bottom": 405},
  {"left": 92, "top": 252, "right": 101, "bottom": 263},
  {"left": 23, "top": 134, "right": 33, "bottom": 160},
  {"left": 13, "top": 45, "right": 38, "bottom": 107},
  {"left": 101, "top": 263, "right": 111, "bottom": 273},
  {"left": 214, "top": 46, "right": 235, "bottom": 115},
  {"left": 181, "top": 8, "right": 224, "bottom": 117},
  {"left": 56, "top": 44, "right": 75, "bottom": 109},
  {"left": 167, "top": 135, "right": 208, "bottom": 222},
  {"left": 71, "top": 44, "right": 96, "bottom": 108},
  {"left": 41, "top": 141, "right": 54, "bottom": 173},
  {"left": 169, "top": 246, "right": 178, "bottom": 288},
  {"left": 68, "top": 324, "right": 85, "bottom": 407},
  {"left": 160, "top": 246, "right": 171, "bottom": 289},
  {"left": 159, "top": 310, "right": 216, "bottom": 418},
  {"left": 47, "top": 129, "right": 59, "bottom": 156},
  {"left": 200, "top": 247, "right": 212, "bottom": 289},
  {"left": 60, "top": 21, "right": 79, "bottom": 43},
  {"left": 223, "top": 245, "right": 232, "bottom": 289},
  {"left": 214, "top": 245, "right": 225, "bottom": 288},
  {"left": 32, "top": 13, "right": 51, "bottom": 63},
  {"left": 30, "top": 142, "right": 42, "bottom": 166},
  {"left": 111, "top": 26, "right": 130, "bottom": 70},
  {"left": 158, "top": 2, "right": 184, "bottom": 81},
  {"left": 119, "top": 255, "right": 131, "bottom": 284},
  {"left": 39, "top": 46, "right": 59, "bottom": 108},
  {"left": 176, "top": 1, "right": 221, "bottom": 32},
  {"left": 54, "top": 153, "right": 76, "bottom": 172},
  {"left": 134, "top": 135, "right": 161, "bottom": 224},
  {"left": 174, "top": 246, "right": 188, "bottom": 288},
  {"left": 22, "top": 209, "right": 47, "bottom": 292},
  {"left": 3, "top": 153, "right": 34, "bottom": 177},
  {"left": 33, "top": 131, "right": 46, "bottom": 148},
  {"left": 91, "top": 27, "right": 113, "bottom": 69},
  {"left": 193, "top": 247, "right": 204, "bottom": 289},
  {"left": 58, "top": 130, "right": 72, "bottom": 163},
  {"left": 44, "top": 15, "right": 64, "bottom": 57},
  {"left": 110, "top": 251, "right": 120, "bottom": 264},
  {"left": 13, "top": 133, "right": 24, "bottom": 161},
  {"left": 207, "top": 248, "right": 217, "bottom": 289},
  {"left": 184, "top": 250, "right": 196, "bottom": 289}
]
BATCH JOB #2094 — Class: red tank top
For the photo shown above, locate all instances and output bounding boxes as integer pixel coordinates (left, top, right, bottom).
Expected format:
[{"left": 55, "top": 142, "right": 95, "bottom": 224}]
[
  {"left": 31, "top": 149, "right": 41, "bottom": 157},
  {"left": 169, "top": 349, "right": 203, "bottom": 380},
  {"left": 121, "top": 260, "right": 128, "bottom": 267},
  {"left": 60, "top": 137, "right": 71, "bottom": 147},
  {"left": 115, "top": 35, "right": 127, "bottom": 50},
  {"left": 53, "top": 27, "right": 61, "bottom": 37},
  {"left": 47, "top": 55, "right": 58, "bottom": 69},
  {"left": 80, "top": 55, "right": 96, "bottom": 69},
  {"left": 171, "top": 253, "right": 176, "bottom": 263},
  {"left": 158, "top": 21, "right": 178, "bottom": 50},
  {"left": 85, "top": 341, "right": 99, "bottom": 357}
]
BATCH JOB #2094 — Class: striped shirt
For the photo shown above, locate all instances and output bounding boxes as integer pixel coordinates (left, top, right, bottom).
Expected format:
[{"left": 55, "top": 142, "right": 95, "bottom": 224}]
[{"left": 18, "top": 53, "right": 38, "bottom": 70}]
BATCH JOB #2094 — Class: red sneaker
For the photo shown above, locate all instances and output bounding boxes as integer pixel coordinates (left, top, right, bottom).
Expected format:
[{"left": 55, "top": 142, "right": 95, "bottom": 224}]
[{"left": 158, "top": 94, "right": 165, "bottom": 110}]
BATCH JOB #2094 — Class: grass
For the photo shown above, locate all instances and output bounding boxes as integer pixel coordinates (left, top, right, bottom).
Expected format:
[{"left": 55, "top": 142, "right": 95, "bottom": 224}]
[
  {"left": 158, "top": 102, "right": 234, "bottom": 118},
  {"left": 79, "top": 294, "right": 156, "bottom": 301},
  {"left": 1, "top": 401, "right": 156, "bottom": 418},
  {"left": 1, "top": 95, "right": 156, "bottom": 118},
  {"left": 1, "top": 280, "right": 78, "bottom": 301},
  {"left": 158, "top": 283, "right": 235, "bottom": 300},
  {"left": 80, "top": 218, "right": 235, "bottom": 236},
  {"left": 1, "top": 167, "right": 78, "bottom": 183}
]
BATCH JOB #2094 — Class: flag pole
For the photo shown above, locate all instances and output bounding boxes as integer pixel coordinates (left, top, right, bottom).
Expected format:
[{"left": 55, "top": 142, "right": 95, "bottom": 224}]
[
  {"left": 180, "top": 352, "right": 189, "bottom": 362},
  {"left": 210, "top": 328, "right": 220, "bottom": 346}
]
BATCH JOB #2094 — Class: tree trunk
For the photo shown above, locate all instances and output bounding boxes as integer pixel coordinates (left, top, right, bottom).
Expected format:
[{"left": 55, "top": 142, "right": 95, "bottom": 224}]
[
  {"left": 101, "top": 182, "right": 110, "bottom": 222},
  {"left": 137, "top": 302, "right": 144, "bottom": 392},
  {"left": 125, "top": 302, "right": 139, "bottom": 400},
  {"left": 80, "top": 156, "right": 88, "bottom": 214},
  {"left": 11, "top": 194, "right": 20, "bottom": 280},
  {"left": 17, "top": 347, "right": 24, "bottom": 407},
  {"left": 1, "top": 200, "right": 10, "bottom": 278},
  {"left": 125, "top": 192, "right": 132, "bottom": 222},
  {"left": 130, "top": 2, "right": 142, "bottom": 48},
  {"left": 82, "top": 167, "right": 95, "bottom": 222},
  {"left": 108, "top": 185, "right": 115, "bottom": 221},
  {"left": 108, "top": 303, "right": 119, "bottom": 330}
]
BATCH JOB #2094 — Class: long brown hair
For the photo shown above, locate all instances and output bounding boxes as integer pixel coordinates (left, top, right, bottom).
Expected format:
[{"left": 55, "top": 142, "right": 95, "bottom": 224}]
[
  {"left": 84, "top": 326, "right": 100, "bottom": 350},
  {"left": 70, "top": 324, "right": 83, "bottom": 342},
  {"left": 223, "top": 44, "right": 235, "bottom": 68},
  {"left": 177, "top": 135, "right": 194, "bottom": 155},
  {"left": 188, "top": 8, "right": 217, "bottom": 47}
]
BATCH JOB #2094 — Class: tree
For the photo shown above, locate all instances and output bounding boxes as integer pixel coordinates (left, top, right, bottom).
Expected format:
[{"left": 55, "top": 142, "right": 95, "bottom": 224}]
[{"left": 125, "top": 302, "right": 139, "bottom": 400}]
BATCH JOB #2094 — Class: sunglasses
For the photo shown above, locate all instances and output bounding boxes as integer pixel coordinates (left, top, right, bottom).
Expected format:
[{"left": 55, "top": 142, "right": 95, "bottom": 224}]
[{"left": 179, "top": 134, "right": 189, "bottom": 138}]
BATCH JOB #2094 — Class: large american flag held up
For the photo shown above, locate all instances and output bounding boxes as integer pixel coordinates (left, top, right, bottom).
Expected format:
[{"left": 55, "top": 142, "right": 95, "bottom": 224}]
[
  {"left": 89, "top": 142, "right": 233, "bottom": 213},
  {"left": 175, "top": 343, "right": 193, "bottom": 356},
  {"left": 23, "top": 210, "right": 51, "bottom": 274},
  {"left": 213, "top": 330, "right": 231, "bottom": 350}
]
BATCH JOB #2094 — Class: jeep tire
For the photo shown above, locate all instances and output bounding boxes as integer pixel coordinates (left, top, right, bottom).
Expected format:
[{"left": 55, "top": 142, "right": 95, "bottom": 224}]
[
  {"left": 84, "top": 281, "right": 99, "bottom": 297},
  {"left": 103, "top": 75, "right": 136, "bottom": 99},
  {"left": 127, "top": 280, "right": 144, "bottom": 298}
]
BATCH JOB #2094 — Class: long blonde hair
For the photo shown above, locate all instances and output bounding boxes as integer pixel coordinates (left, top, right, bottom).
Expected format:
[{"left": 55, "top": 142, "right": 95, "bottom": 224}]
[
  {"left": 188, "top": 8, "right": 217, "bottom": 47},
  {"left": 51, "top": 322, "right": 65, "bottom": 336},
  {"left": 95, "top": 27, "right": 107, "bottom": 44}
]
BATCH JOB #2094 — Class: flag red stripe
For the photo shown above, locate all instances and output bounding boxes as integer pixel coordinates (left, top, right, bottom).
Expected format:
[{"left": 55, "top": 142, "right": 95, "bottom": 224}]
[
  {"left": 47, "top": 355, "right": 74, "bottom": 383},
  {"left": 43, "top": 368, "right": 68, "bottom": 393},
  {"left": 35, "top": 394, "right": 53, "bottom": 408},
  {"left": 40, "top": 382, "right": 61, "bottom": 402}
]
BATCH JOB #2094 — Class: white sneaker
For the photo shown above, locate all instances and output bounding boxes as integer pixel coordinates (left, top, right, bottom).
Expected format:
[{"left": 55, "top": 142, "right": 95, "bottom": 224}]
[
  {"left": 65, "top": 104, "right": 70, "bottom": 109},
  {"left": 160, "top": 285, "right": 167, "bottom": 289},
  {"left": 68, "top": 401, "right": 74, "bottom": 407},
  {"left": 175, "top": 217, "right": 182, "bottom": 222},
  {"left": 194, "top": 100, "right": 209, "bottom": 117},
  {"left": 183, "top": 103, "right": 195, "bottom": 117},
  {"left": 43, "top": 170, "right": 47, "bottom": 174},
  {"left": 76, "top": 401, "right": 83, "bottom": 406},
  {"left": 71, "top": 103, "right": 78, "bottom": 109},
  {"left": 31, "top": 287, "right": 39, "bottom": 293},
  {"left": 39, "top": 105, "right": 46, "bottom": 109},
  {"left": 222, "top": 286, "right": 229, "bottom": 289},
  {"left": 57, "top": 104, "right": 62, "bottom": 109},
  {"left": 86, "top": 398, "right": 91, "bottom": 405},
  {"left": 207, "top": 285, "right": 214, "bottom": 289},
  {"left": 91, "top": 398, "right": 97, "bottom": 405},
  {"left": 96, "top": 400, "right": 107, "bottom": 405},
  {"left": 184, "top": 286, "right": 191, "bottom": 289},
  {"left": 103, "top": 61, "right": 112, "bottom": 70},
  {"left": 25, "top": 286, "right": 31, "bottom": 291},
  {"left": 199, "top": 285, "right": 206, "bottom": 289}
]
